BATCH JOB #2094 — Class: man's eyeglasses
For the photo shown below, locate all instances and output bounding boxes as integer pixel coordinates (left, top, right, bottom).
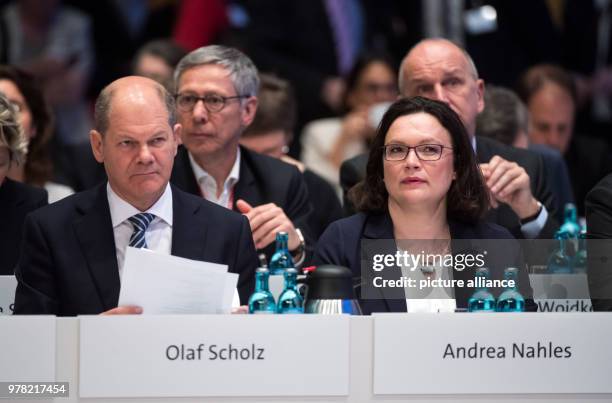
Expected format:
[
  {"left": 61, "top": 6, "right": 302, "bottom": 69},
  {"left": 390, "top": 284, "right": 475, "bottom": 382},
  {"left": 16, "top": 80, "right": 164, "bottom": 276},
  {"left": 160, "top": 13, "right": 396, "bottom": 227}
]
[
  {"left": 8, "top": 100, "right": 23, "bottom": 113},
  {"left": 382, "top": 144, "right": 452, "bottom": 161},
  {"left": 174, "top": 93, "right": 249, "bottom": 113}
]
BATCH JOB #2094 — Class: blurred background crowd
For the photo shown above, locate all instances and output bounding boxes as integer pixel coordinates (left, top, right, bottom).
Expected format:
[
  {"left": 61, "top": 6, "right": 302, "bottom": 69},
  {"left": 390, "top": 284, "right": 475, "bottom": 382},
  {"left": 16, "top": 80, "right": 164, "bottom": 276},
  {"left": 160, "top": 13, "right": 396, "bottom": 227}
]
[{"left": 0, "top": 0, "right": 611, "bottom": 217}]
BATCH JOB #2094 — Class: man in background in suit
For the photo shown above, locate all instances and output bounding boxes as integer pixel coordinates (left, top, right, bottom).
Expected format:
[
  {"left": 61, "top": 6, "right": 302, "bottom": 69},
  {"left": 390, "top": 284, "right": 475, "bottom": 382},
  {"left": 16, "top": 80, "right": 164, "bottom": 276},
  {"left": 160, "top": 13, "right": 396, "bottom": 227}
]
[
  {"left": 239, "top": 73, "right": 343, "bottom": 240},
  {"left": 342, "top": 39, "right": 558, "bottom": 239},
  {"left": 516, "top": 64, "right": 612, "bottom": 216},
  {"left": 14, "top": 76, "right": 257, "bottom": 316},
  {"left": 475, "top": 85, "right": 574, "bottom": 222},
  {"left": 586, "top": 173, "right": 612, "bottom": 311},
  {"left": 170, "top": 45, "right": 312, "bottom": 265}
]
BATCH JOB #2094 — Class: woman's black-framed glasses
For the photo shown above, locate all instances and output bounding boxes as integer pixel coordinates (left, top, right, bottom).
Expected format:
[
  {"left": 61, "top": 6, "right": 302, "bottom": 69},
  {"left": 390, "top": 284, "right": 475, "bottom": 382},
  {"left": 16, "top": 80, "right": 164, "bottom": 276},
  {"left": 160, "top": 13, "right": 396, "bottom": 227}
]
[
  {"left": 382, "top": 144, "right": 452, "bottom": 161},
  {"left": 175, "top": 93, "right": 249, "bottom": 113}
]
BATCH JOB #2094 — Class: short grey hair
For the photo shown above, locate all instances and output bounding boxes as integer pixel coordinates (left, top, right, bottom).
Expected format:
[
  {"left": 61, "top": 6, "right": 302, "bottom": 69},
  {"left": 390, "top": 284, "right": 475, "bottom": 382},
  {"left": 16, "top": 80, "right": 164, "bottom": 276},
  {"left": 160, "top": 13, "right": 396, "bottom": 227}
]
[
  {"left": 94, "top": 81, "right": 176, "bottom": 134},
  {"left": 173, "top": 45, "right": 260, "bottom": 99},
  {"left": 476, "top": 85, "right": 528, "bottom": 146},
  {"left": 398, "top": 38, "right": 479, "bottom": 94},
  {"left": 0, "top": 92, "right": 27, "bottom": 164}
]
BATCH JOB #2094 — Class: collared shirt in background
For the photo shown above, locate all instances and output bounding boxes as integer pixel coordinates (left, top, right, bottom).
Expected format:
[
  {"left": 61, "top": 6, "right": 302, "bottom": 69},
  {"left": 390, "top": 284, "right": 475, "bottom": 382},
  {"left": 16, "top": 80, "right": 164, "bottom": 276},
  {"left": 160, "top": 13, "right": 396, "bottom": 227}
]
[{"left": 189, "top": 147, "right": 241, "bottom": 209}]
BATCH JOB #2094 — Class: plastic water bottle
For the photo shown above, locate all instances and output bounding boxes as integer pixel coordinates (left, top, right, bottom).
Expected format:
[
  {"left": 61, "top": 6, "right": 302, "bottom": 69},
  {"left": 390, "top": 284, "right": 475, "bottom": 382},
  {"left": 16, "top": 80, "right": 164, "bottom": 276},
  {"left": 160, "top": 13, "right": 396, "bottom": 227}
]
[
  {"left": 467, "top": 267, "right": 496, "bottom": 312},
  {"left": 269, "top": 232, "right": 294, "bottom": 275},
  {"left": 248, "top": 268, "right": 276, "bottom": 314},
  {"left": 496, "top": 267, "right": 525, "bottom": 312},
  {"left": 547, "top": 230, "right": 572, "bottom": 274},
  {"left": 571, "top": 231, "right": 587, "bottom": 274},
  {"left": 277, "top": 268, "right": 304, "bottom": 313},
  {"left": 560, "top": 203, "right": 581, "bottom": 239}
]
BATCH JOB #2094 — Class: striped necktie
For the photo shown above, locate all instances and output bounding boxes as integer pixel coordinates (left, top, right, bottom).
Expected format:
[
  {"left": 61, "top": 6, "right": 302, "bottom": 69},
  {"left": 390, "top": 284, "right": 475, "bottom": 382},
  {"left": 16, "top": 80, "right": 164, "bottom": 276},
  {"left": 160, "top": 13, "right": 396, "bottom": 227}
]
[{"left": 128, "top": 213, "right": 156, "bottom": 249}]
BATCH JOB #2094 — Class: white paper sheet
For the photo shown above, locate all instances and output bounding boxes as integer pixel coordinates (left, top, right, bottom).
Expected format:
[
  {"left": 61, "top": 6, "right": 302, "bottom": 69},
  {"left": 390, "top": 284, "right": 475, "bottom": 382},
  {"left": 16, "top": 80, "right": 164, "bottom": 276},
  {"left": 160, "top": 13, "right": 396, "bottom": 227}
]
[
  {"left": 219, "top": 273, "right": 240, "bottom": 313},
  {"left": 118, "top": 247, "right": 237, "bottom": 314}
]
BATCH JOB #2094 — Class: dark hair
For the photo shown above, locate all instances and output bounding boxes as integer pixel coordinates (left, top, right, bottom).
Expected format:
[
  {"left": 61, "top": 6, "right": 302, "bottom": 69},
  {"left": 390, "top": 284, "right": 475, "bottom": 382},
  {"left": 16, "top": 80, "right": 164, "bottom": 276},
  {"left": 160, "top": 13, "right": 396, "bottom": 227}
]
[
  {"left": 242, "top": 73, "right": 297, "bottom": 140},
  {"left": 133, "top": 39, "right": 187, "bottom": 91},
  {"left": 343, "top": 52, "right": 397, "bottom": 111},
  {"left": 477, "top": 85, "right": 528, "bottom": 146},
  {"left": 0, "top": 65, "right": 53, "bottom": 185},
  {"left": 349, "top": 96, "right": 490, "bottom": 223},
  {"left": 516, "top": 64, "right": 578, "bottom": 106},
  {"left": 134, "top": 39, "right": 187, "bottom": 71}
]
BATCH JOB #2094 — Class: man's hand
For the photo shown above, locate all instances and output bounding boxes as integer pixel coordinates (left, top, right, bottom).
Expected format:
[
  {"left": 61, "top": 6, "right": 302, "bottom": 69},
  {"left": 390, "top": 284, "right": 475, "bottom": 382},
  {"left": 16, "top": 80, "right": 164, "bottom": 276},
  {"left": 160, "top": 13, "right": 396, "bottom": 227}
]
[
  {"left": 231, "top": 306, "right": 249, "bottom": 314},
  {"left": 100, "top": 305, "right": 143, "bottom": 315},
  {"left": 236, "top": 199, "right": 300, "bottom": 250},
  {"left": 480, "top": 156, "right": 540, "bottom": 220}
]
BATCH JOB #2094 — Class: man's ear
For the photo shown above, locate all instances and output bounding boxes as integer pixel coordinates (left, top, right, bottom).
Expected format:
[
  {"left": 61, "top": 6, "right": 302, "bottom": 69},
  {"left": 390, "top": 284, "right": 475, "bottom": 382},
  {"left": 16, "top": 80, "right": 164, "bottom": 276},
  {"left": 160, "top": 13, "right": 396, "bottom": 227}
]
[
  {"left": 90, "top": 130, "right": 104, "bottom": 163},
  {"left": 476, "top": 78, "right": 485, "bottom": 114},
  {"left": 172, "top": 123, "right": 182, "bottom": 154},
  {"left": 241, "top": 96, "right": 258, "bottom": 127}
]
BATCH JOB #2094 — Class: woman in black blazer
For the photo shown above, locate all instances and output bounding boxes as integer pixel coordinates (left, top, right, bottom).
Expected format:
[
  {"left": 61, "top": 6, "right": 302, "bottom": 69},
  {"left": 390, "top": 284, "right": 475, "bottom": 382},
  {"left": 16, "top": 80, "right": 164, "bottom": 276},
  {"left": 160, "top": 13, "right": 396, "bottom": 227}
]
[
  {"left": 0, "top": 93, "right": 47, "bottom": 275},
  {"left": 314, "top": 97, "right": 535, "bottom": 313}
]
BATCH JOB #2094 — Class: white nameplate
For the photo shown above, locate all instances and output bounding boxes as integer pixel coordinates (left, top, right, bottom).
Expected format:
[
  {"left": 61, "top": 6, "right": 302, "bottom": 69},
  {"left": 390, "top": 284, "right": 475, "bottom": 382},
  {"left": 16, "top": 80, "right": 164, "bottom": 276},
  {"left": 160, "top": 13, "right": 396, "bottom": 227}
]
[
  {"left": 529, "top": 273, "right": 591, "bottom": 299},
  {"left": 79, "top": 315, "right": 349, "bottom": 398},
  {"left": 374, "top": 313, "right": 612, "bottom": 394},
  {"left": 0, "top": 276, "right": 17, "bottom": 315},
  {"left": 0, "top": 316, "right": 56, "bottom": 381},
  {"left": 530, "top": 273, "right": 592, "bottom": 312}
]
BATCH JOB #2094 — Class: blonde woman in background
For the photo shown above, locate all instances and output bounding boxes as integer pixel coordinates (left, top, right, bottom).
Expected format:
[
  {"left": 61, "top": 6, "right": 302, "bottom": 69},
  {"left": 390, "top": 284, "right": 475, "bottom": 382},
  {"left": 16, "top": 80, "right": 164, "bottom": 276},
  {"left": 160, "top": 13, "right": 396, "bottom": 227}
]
[{"left": 0, "top": 92, "right": 47, "bottom": 275}]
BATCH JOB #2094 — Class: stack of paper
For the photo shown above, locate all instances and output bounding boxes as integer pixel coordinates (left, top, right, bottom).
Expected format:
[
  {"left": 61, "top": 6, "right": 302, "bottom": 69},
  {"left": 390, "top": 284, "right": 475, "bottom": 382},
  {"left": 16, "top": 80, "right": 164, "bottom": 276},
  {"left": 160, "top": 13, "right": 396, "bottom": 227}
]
[{"left": 118, "top": 247, "right": 239, "bottom": 314}]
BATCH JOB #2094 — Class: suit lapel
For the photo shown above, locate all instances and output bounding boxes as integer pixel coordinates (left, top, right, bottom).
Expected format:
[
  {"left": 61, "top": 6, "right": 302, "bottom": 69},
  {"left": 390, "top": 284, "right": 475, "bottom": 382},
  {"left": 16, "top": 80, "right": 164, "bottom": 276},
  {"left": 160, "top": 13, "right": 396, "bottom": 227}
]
[
  {"left": 171, "top": 146, "right": 201, "bottom": 197},
  {"left": 475, "top": 136, "right": 494, "bottom": 163},
  {"left": 475, "top": 137, "right": 520, "bottom": 234},
  {"left": 73, "top": 185, "right": 120, "bottom": 311},
  {"left": 171, "top": 187, "right": 208, "bottom": 260},
  {"left": 448, "top": 221, "right": 491, "bottom": 308},
  {"left": 362, "top": 213, "right": 407, "bottom": 313},
  {"left": 232, "top": 147, "right": 259, "bottom": 211}
]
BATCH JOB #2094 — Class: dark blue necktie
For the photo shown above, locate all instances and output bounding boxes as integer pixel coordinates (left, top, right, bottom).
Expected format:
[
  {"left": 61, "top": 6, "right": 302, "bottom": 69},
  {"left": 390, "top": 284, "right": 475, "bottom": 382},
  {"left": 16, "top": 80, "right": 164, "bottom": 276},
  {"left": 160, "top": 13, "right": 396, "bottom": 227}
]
[{"left": 128, "top": 213, "right": 155, "bottom": 248}]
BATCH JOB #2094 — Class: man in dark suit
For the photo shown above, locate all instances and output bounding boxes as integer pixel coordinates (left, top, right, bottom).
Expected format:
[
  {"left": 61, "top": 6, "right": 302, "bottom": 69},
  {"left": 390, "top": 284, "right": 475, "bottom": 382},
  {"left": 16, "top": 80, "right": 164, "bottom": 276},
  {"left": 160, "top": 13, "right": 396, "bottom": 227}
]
[
  {"left": 14, "top": 76, "right": 257, "bottom": 316},
  {"left": 170, "top": 45, "right": 311, "bottom": 265},
  {"left": 585, "top": 173, "right": 612, "bottom": 311},
  {"left": 516, "top": 64, "right": 612, "bottom": 216},
  {"left": 342, "top": 39, "right": 558, "bottom": 239},
  {"left": 474, "top": 85, "right": 574, "bottom": 222}
]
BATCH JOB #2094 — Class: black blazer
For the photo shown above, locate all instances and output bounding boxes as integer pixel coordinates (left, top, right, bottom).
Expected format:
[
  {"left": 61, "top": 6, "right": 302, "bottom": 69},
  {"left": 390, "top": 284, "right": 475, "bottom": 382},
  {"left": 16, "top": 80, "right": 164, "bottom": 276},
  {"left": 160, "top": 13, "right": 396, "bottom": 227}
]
[
  {"left": 171, "top": 146, "right": 314, "bottom": 260},
  {"left": 13, "top": 184, "right": 257, "bottom": 316},
  {"left": 529, "top": 143, "right": 575, "bottom": 222},
  {"left": 585, "top": 173, "right": 612, "bottom": 311},
  {"left": 0, "top": 179, "right": 47, "bottom": 275},
  {"left": 313, "top": 212, "right": 536, "bottom": 314},
  {"left": 302, "top": 169, "right": 343, "bottom": 241},
  {"left": 340, "top": 136, "right": 559, "bottom": 238},
  {"left": 566, "top": 135, "right": 612, "bottom": 216}
]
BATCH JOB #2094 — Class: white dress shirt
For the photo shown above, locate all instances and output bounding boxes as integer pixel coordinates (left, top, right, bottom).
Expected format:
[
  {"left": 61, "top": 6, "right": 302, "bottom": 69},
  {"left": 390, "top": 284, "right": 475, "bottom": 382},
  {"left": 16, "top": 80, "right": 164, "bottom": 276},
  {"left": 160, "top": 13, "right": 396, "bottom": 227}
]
[
  {"left": 106, "top": 182, "right": 241, "bottom": 308},
  {"left": 398, "top": 250, "right": 457, "bottom": 313},
  {"left": 107, "top": 182, "right": 173, "bottom": 279},
  {"left": 189, "top": 148, "right": 241, "bottom": 209}
]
